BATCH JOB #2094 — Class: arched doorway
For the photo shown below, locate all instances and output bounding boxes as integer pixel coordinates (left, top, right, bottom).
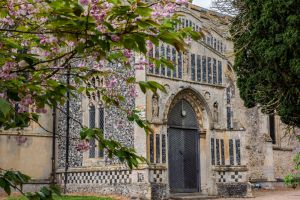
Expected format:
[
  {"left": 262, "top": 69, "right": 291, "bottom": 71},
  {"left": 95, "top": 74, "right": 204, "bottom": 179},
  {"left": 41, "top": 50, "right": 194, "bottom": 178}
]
[{"left": 168, "top": 99, "right": 199, "bottom": 193}]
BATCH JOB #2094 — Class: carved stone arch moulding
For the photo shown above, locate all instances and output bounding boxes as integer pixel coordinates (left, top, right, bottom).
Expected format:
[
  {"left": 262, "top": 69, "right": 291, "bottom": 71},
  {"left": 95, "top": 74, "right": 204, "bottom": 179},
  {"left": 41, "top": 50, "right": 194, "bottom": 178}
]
[{"left": 162, "top": 87, "right": 214, "bottom": 130}]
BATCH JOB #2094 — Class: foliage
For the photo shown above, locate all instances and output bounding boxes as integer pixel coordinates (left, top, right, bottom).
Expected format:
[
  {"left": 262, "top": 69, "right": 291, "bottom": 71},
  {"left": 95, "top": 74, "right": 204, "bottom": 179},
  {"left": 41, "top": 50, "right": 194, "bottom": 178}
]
[
  {"left": 231, "top": 0, "right": 300, "bottom": 127},
  {"left": 0, "top": 0, "right": 200, "bottom": 198},
  {"left": 0, "top": 169, "right": 60, "bottom": 199},
  {"left": 284, "top": 136, "right": 300, "bottom": 187}
]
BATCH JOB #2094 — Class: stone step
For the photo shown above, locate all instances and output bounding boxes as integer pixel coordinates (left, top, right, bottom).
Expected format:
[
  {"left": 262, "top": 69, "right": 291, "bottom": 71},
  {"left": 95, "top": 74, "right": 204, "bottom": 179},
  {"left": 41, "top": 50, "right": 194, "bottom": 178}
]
[{"left": 169, "top": 193, "right": 218, "bottom": 200}]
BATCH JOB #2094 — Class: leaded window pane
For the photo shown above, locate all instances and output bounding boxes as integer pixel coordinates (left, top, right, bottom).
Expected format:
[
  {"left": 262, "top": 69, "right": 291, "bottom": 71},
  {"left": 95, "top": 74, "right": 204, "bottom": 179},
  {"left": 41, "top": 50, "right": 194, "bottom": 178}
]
[
  {"left": 197, "top": 55, "right": 201, "bottom": 82},
  {"left": 191, "top": 54, "right": 196, "bottom": 81},
  {"left": 211, "top": 37, "right": 214, "bottom": 46},
  {"left": 226, "top": 87, "right": 231, "bottom": 104},
  {"left": 172, "top": 48, "right": 177, "bottom": 78},
  {"left": 98, "top": 107, "right": 104, "bottom": 158},
  {"left": 229, "top": 139, "right": 234, "bottom": 165},
  {"left": 202, "top": 56, "right": 207, "bottom": 82},
  {"left": 213, "top": 58, "right": 217, "bottom": 84},
  {"left": 189, "top": 20, "right": 192, "bottom": 28},
  {"left": 235, "top": 139, "right": 241, "bottom": 165},
  {"left": 211, "top": 138, "right": 215, "bottom": 165},
  {"left": 218, "top": 61, "right": 222, "bottom": 84},
  {"left": 166, "top": 46, "right": 171, "bottom": 77},
  {"left": 185, "top": 19, "right": 188, "bottom": 27},
  {"left": 160, "top": 45, "right": 165, "bottom": 76},
  {"left": 148, "top": 45, "right": 154, "bottom": 74},
  {"left": 150, "top": 133, "right": 154, "bottom": 163},
  {"left": 207, "top": 57, "right": 212, "bottom": 83},
  {"left": 156, "top": 134, "right": 160, "bottom": 163},
  {"left": 162, "top": 134, "right": 166, "bottom": 163},
  {"left": 216, "top": 139, "right": 220, "bottom": 165},
  {"left": 155, "top": 45, "right": 160, "bottom": 75},
  {"left": 89, "top": 105, "right": 96, "bottom": 158},
  {"left": 221, "top": 139, "right": 225, "bottom": 165},
  {"left": 178, "top": 52, "right": 183, "bottom": 79},
  {"left": 217, "top": 40, "right": 220, "bottom": 51},
  {"left": 207, "top": 36, "right": 210, "bottom": 45},
  {"left": 214, "top": 38, "right": 217, "bottom": 49},
  {"left": 227, "top": 107, "right": 232, "bottom": 129}
]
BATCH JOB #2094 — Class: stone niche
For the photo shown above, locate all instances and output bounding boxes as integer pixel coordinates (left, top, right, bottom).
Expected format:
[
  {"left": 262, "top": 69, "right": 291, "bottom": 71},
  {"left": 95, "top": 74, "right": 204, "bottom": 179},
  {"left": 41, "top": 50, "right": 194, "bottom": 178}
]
[{"left": 217, "top": 182, "right": 248, "bottom": 197}]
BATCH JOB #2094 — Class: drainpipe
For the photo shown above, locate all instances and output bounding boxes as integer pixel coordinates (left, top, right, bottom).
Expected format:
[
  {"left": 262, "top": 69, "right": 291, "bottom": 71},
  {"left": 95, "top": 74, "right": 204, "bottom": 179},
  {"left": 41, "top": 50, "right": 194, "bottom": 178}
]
[
  {"left": 64, "top": 69, "right": 70, "bottom": 194},
  {"left": 51, "top": 106, "right": 56, "bottom": 184}
]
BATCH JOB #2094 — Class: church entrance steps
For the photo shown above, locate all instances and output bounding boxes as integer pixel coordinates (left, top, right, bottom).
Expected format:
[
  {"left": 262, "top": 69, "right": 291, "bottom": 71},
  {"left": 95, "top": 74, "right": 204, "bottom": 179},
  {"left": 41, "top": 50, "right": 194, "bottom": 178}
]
[{"left": 169, "top": 193, "right": 218, "bottom": 200}]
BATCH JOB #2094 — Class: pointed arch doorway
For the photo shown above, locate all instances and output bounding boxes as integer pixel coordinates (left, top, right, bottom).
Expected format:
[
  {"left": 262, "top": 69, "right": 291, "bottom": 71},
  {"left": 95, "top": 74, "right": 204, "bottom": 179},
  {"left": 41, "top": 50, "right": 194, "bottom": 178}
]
[{"left": 168, "top": 99, "right": 200, "bottom": 193}]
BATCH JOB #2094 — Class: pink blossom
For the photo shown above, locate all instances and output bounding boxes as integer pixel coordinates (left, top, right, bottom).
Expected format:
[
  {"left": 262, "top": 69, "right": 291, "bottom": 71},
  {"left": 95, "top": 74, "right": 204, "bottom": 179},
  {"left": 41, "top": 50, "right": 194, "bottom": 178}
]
[
  {"left": 176, "top": 0, "right": 189, "bottom": 6},
  {"left": 79, "top": 0, "right": 90, "bottom": 6},
  {"left": 129, "top": 87, "right": 138, "bottom": 97},
  {"left": 75, "top": 140, "right": 90, "bottom": 152},
  {"left": 123, "top": 49, "right": 133, "bottom": 58},
  {"left": 20, "top": 94, "right": 33, "bottom": 106},
  {"left": 111, "top": 35, "right": 120, "bottom": 42},
  {"left": 106, "top": 78, "right": 118, "bottom": 88},
  {"left": 36, "top": 107, "right": 47, "bottom": 113},
  {"left": 146, "top": 41, "right": 153, "bottom": 52}
]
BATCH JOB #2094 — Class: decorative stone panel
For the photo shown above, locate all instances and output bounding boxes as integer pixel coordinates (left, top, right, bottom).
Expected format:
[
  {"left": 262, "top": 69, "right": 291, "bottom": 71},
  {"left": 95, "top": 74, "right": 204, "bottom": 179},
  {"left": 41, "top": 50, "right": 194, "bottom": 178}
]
[{"left": 149, "top": 168, "right": 167, "bottom": 184}]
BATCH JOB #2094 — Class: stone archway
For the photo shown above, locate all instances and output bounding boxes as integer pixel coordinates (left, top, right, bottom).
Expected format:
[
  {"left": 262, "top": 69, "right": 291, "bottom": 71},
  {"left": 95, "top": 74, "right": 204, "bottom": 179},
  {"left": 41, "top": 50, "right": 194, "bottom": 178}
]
[{"left": 164, "top": 88, "right": 212, "bottom": 194}]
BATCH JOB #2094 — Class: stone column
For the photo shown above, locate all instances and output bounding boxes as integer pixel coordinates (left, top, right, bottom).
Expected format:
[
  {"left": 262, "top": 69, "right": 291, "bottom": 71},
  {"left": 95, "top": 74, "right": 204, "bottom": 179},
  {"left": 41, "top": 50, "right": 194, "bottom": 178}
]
[{"left": 263, "top": 134, "right": 275, "bottom": 182}]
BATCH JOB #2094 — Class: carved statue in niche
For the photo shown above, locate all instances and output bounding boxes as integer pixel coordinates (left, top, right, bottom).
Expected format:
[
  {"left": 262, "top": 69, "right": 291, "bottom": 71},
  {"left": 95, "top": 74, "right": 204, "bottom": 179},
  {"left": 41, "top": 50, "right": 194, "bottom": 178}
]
[
  {"left": 213, "top": 101, "right": 219, "bottom": 123},
  {"left": 152, "top": 94, "right": 159, "bottom": 118}
]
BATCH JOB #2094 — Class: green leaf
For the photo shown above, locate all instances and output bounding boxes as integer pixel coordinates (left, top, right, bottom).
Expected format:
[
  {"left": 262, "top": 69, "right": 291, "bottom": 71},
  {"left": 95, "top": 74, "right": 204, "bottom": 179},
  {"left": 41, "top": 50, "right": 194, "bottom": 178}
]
[{"left": 0, "top": 99, "right": 11, "bottom": 116}]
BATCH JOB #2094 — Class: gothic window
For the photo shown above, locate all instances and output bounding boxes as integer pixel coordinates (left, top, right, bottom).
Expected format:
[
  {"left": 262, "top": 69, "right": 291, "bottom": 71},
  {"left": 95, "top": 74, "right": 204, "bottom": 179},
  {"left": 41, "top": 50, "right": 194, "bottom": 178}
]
[
  {"left": 178, "top": 52, "right": 183, "bottom": 79},
  {"left": 226, "top": 87, "right": 231, "bottom": 104},
  {"left": 162, "top": 134, "right": 166, "bottom": 163},
  {"left": 155, "top": 45, "right": 160, "bottom": 75},
  {"left": 226, "top": 85, "right": 233, "bottom": 129},
  {"left": 207, "top": 57, "right": 212, "bottom": 83},
  {"left": 269, "top": 114, "right": 276, "bottom": 144},
  {"left": 156, "top": 134, "right": 160, "bottom": 163},
  {"left": 185, "top": 19, "right": 188, "bottom": 27},
  {"left": 220, "top": 43, "right": 223, "bottom": 53},
  {"left": 235, "top": 139, "right": 241, "bottom": 165},
  {"left": 217, "top": 40, "right": 220, "bottom": 51},
  {"left": 214, "top": 38, "right": 217, "bottom": 49},
  {"left": 216, "top": 139, "right": 220, "bottom": 165},
  {"left": 191, "top": 54, "right": 196, "bottom": 81},
  {"left": 149, "top": 133, "right": 154, "bottom": 163},
  {"left": 98, "top": 107, "right": 104, "bottom": 157},
  {"left": 213, "top": 58, "right": 217, "bottom": 84},
  {"left": 218, "top": 61, "right": 222, "bottom": 84},
  {"left": 211, "top": 36, "right": 214, "bottom": 46},
  {"left": 89, "top": 105, "right": 96, "bottom": 158},
  {"left": 202, "top": 56, "right": 207, "bottom": 82},
  {"left": 211, "top": 138, "right": 215, "bottom": 165},
  {"left": 172, "top": 48, "right": 177, "bottom": 78},
  {"left": 166, "top": 46, "right": 171, "bottom": 77},
  {"left": 197, "top": 55, "right": 201, "bottom": 82},
  {"left": 221, "top": 139, "right": 225, "bottom": 165},
  {"left": 207, "top": 36, "right": 211, "bottom": 45},
  {"left": 189, "top": 20, "right": 192, "bottom": 27},
  {"left": 160, "top": 45, "right": 165, "bottom": 76},
  {"left": 148, "top": 44, "right": 154, "bottom": 74},
  {"left": 227, "top": 107, "right": 232, "bottom": 129},
  {"left": 229, "top": 139, "right": 234, "bottom": 165}
]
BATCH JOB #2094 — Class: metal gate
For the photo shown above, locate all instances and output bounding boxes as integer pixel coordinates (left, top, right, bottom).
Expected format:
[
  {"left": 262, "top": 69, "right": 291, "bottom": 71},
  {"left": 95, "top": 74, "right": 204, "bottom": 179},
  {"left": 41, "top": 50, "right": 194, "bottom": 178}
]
[{"left": 168, "top": 100, "right": 199, "bottom": 193}]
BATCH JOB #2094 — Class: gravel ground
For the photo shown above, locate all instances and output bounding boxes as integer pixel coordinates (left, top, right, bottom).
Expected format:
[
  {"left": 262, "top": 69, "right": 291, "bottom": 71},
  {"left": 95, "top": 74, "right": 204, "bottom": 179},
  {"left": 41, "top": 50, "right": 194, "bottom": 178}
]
[{"left": 219, "top": 188, "right": 300, "bottom": 200}]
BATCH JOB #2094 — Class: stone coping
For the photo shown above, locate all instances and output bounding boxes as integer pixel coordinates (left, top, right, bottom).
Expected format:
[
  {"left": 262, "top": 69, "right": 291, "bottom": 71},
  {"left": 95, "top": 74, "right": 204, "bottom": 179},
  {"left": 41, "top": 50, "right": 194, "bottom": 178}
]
[
  {"left": 273, "top": 146, "right": 293, "bottom": 151},
  {"left": 212, "top": 165, "right": 248, "bottom": 172},
  {"left": 149, "top": 164, "right": 167, "bottom": 170},
  {"left": 56, "top": 164, "right": 149, "bottom": 173}
]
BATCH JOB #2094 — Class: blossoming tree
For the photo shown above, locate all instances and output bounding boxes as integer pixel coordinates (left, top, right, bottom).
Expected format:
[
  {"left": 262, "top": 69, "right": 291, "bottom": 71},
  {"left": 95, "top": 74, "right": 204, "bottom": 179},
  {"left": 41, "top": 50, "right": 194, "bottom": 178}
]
[{"left": 0, "top": 0, "right": 201, "bottom": 198}]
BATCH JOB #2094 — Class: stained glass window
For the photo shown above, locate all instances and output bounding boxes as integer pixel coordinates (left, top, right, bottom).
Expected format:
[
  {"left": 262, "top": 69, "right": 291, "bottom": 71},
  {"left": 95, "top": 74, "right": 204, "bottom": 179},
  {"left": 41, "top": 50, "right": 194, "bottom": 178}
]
[
  {"left": 166, "top": 46, "right": 171, "bottom": 77},
  {"left": 218, "top": 61, "right": 222, "bottom": 84},
  {"left": 172, "top": 48, "right": 177, "bottom": 78},
  {"left": 213, "top": 58, "right": 217, "bottom": 84},
  {"left": 178, "top": 52, "right": 183, "bottom": 79},
  {"left": 207, "top": 57, "right": 212, "bottom": 83},
  {"left": 202, "top": 56, "right": 207, "bottom": 82},
  {"left": 191, "top": 54, "right": 196, "bottom": 81},
  {"left": 89, "top": 105, "right": 96, "bottom": 158},
  {"left": 155, "top": 45, "right": 160, "bottom": 75},
  {"left": 197, "top": 55, "right": 201, "bottom": 82},
  {"left": 160, "top": 45, "right": 165, "bottom": 76}
]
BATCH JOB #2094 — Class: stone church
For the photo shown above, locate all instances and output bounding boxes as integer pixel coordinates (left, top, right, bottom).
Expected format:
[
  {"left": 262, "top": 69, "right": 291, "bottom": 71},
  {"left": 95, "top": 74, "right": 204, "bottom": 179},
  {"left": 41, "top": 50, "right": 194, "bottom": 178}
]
[{"left": 0, "top": 3, "right": 299, "bottom": 200}]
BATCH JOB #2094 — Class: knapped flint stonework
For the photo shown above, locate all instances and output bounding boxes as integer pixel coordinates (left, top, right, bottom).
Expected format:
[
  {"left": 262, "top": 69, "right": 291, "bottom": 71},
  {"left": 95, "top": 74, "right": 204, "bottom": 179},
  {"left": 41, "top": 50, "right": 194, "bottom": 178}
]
[{"left": 217, "top": 183, "right": 248, "bottom": 197}]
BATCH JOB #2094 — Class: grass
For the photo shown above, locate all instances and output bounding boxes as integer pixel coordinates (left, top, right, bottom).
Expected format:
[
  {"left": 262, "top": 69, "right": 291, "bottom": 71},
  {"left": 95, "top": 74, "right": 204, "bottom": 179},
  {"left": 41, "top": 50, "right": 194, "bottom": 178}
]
[{"left": 7, "top": 195, "right": 113, "bottom": 200}]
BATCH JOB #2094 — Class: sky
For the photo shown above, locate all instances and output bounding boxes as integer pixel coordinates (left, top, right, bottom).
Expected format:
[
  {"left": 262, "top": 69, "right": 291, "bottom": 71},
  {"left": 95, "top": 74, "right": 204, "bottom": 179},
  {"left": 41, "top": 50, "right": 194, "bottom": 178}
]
[{"left": 192, "top": 0, "right": 212, "bottom": 9}]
